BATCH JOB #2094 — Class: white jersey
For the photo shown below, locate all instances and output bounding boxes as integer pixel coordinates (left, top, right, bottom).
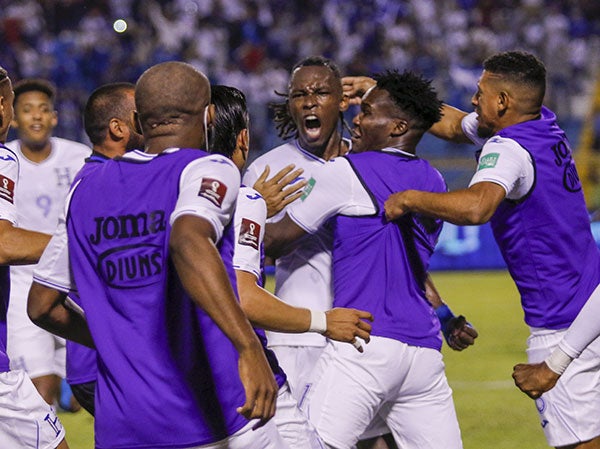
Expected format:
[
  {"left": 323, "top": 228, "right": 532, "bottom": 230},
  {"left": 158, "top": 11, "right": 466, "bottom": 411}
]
[
  {"left": 5, "top": 137, "right": 89, "bottom": 374},
  {"left": 462, "top": 112, "right": 534, "bottom": 201},
  {"left": 233, "top": 186, "right": 266, "bottom": 281},
  {"left": 243, "top": 140, "right": 336, "bottom": 347},
  {"left": 6, "top": 137, "right": 89, "bottom": 313}
]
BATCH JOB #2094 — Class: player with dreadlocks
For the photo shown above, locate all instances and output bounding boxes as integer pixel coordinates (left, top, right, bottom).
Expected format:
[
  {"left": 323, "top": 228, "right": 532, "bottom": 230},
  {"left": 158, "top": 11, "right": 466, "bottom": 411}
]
[
  {"left": 242, "top": 56, "right": 352, "bottom": 407},
  {"left": 263, "top": 69, "right": 464, "bottom": 449}
]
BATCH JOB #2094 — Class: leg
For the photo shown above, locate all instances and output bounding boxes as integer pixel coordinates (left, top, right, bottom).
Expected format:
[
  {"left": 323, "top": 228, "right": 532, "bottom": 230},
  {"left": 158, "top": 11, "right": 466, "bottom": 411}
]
[
  {"left": 383, "top": 347, "right": 462, "bottom": 449},
  {"left": 527, "top": 330, "right": 600, "bottom": 448},
  {"left": 0, "top": 370, "right": 67, "bottom": 449},
  {"left": 273, "top": 382, "right": 323, "bottom": 449},
  {"left": 56, "top": 438, "right": 70, "bottom": 449}
]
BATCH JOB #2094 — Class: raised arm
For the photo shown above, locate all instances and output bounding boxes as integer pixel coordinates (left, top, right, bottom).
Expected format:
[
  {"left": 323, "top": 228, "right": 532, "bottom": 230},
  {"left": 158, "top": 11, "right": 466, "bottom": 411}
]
[
  {"left": 170, "top": 214, "right": 278, "bottom": 425},
  {"left": 429, "top": 105, "right": 472, "bottom": 144}
]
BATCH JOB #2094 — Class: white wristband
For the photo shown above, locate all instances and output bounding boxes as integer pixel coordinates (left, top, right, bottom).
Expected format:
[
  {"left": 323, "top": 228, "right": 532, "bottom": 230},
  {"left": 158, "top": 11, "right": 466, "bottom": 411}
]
[
  {"left": 309, "top": 310, "right": 327, "bottom": 334},
  {"left": 544, "top": 347, "right": 573, "bottom": 375}
]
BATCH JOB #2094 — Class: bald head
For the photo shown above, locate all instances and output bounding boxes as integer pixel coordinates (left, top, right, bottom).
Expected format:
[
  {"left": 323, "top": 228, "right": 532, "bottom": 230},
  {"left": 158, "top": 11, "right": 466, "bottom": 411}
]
[{"left": 135, "top": 62, "right": 211, "bottom": 140}]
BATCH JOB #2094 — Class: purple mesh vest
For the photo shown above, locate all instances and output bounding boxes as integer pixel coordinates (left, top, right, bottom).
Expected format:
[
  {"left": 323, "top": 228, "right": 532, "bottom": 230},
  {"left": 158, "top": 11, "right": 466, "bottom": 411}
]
[
  {"left": 67, "top": 149, "right": 248, "bottom": 449},
  {"left": 490, "top": 107, "right": 600, "bottom": 328},
  {"left": 334, "top": 150, "right": 445, "bottom": 350},
  {"left": 66, "top": 154, "right": 108, "bottom": 385}
]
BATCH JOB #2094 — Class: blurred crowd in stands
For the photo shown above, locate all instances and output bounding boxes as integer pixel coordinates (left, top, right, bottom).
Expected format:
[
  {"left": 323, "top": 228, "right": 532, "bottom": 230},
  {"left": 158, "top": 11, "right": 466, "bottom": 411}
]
[{"left": 0, "top": 0, "right": 599, "bottom": 152}]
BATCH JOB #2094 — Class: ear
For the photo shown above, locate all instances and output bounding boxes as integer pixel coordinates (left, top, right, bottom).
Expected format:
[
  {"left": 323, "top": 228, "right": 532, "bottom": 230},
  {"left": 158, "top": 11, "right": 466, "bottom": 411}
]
[
  {"left": 236, "top": 128, "right": 250, "bottom": 161},
  {"left": 51, "top": 110, "right": 58, "bottom": 128},
  {"left": 497, "top": 91, "right": 509, "bottom": 114},
  {"left": 206, "top": 103, "right": 215, "bottom": 128},
  {"left": 108, "top": 117, "right": 125, "bottom": 140},
  {"left": 390, "top": 118, "right": 408, "bottom": 137}
]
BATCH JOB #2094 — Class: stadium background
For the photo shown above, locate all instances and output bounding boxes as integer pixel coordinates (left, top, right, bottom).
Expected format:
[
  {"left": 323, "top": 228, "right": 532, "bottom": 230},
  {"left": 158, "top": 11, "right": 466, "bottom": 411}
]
[{"left": 1, "top": 0, "right": 599, "bottom": 447}]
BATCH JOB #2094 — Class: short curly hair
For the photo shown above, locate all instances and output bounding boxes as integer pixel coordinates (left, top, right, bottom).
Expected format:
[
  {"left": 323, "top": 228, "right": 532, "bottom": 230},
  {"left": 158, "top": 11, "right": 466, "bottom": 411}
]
[
  {"left": 374, "top": 70, "right": 443, "bottom": 131},
  {"left": 483, "top": 51, "right": 546, "bottom": 104},
  {"left": 13, "top": 78, "right": 57, "bottom": 105}
]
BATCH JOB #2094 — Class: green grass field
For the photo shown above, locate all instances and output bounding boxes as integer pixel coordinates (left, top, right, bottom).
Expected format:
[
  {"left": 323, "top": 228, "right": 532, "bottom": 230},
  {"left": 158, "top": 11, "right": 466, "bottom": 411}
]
[{"left": 58, "top": 270, "right": 548, "bottom": 448}]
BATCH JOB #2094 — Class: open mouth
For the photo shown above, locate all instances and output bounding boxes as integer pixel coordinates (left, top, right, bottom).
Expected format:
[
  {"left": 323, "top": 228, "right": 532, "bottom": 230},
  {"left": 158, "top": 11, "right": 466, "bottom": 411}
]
[{"left": 305, "top": 115, "right": 321, "bottom": 129}]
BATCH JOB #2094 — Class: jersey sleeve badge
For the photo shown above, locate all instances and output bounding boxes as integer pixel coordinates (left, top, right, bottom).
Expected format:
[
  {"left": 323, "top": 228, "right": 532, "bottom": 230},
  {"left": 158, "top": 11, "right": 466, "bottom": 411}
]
[
  {"left": 238, "top": 218, "right": 261, "bottom": 250},
  {"left": 198, "top": 177, "right": 227, "bottom": 207},
  {"left": 0, "top": 175, "right": 15, "bottom": 204}
]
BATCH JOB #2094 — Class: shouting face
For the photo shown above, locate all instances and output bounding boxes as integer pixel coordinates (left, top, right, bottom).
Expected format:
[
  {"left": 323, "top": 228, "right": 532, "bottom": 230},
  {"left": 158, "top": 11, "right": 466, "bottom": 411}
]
[{"left": 288, "top": 65, "right": 347, "bottom": 154}]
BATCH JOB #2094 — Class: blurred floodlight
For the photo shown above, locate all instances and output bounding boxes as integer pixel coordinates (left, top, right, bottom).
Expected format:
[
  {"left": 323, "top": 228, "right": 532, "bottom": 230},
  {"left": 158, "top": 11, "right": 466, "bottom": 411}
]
[{"left": 113, "top": 19, "right": 128, "bottom": 33}]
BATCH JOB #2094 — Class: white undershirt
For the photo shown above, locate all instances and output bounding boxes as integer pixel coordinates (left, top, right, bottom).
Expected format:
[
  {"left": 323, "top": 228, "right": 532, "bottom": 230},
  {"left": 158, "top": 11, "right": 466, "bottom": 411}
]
[{"left": 462, "top": 112, "right": 535, "bottom": 200}]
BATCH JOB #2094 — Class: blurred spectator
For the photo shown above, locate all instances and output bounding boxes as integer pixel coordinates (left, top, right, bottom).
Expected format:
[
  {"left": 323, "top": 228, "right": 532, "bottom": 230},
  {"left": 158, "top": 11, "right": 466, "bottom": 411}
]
[{"left": 0, "top": 0, "right": 597, "bottom": 151}]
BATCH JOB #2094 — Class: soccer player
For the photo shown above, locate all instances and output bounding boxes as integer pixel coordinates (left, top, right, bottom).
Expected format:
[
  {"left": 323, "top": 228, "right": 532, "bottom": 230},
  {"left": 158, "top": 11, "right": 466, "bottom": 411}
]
[
  {"left": 377, "top": 51, "right": 600, "bottom": 449},
  {"left": 242, "top": 56, "right": 352, "bottom": 404},
  {"left": 265, "top": 70, "right": 463, "bottom": 449},
  {"left": 0, "top": 66, "right": 68, "bottom": 449},
  {"left": 5, "top": 78, "right": 90, "bottom": 406},
  {"left": 512, "top": 286, "right": 600, "bottom": 400},
  {"left": 28, "top": 61, "right": 283, "bottom": 448},
  {"left": 211, "top": 83, "right": 376, "bottom": 447},
  {"left": 32, "top": 82, "right": 143, "bottom": 416}
]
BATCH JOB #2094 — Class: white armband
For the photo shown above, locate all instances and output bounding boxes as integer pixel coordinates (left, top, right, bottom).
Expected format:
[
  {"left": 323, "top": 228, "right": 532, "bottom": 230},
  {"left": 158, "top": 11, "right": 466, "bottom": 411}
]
[
  {"left": 309, "top": 310, "right": 327, "bottom": 334},
  {"left": 544, "top": 347, "right": 573, "bottom": 375}
]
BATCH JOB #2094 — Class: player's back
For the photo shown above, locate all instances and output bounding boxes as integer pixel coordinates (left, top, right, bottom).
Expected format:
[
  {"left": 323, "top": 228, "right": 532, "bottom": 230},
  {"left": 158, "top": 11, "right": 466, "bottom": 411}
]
[
  {"left": 67, "top": 149, "right": 247, "bottom": 449},
  {"left": 333, "top": 150, "right": 445, "bottom": 349}
]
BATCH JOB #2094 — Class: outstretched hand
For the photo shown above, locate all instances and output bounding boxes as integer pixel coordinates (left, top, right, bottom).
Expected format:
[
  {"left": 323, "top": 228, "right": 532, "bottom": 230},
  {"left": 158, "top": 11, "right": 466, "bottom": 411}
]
[
  {"left": 253, "top": 164, "right": 307, "bottom": 218},
  {"left": 512, "top": 362, "right": 560, "bottom": 399},
  {"left": 324, "top": 308, "right": 374, "bottom": 352},
  {"left": 236, "top": 345, "right": 279, "bottom": 429},
  {"left": 444, "top": 315, "right": 478, "bottom": 351},
  {"left": 342, "top": 76, "right": 376, "bottom": 105}
]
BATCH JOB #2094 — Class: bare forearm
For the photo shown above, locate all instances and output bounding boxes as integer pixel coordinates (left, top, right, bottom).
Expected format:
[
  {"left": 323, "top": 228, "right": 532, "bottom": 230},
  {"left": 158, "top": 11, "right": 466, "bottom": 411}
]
[
  {"left": 0, "top": 225, "right": 51, "bottom": 265},
  {"left": 401, "top": 189, "right": 491, "bottom": 225},
  {"left": 428, "top": 104, "right": 471, "bottom": 144},
  {"left": 27, "top": 282, "right": 95, "bottom": 348},
  {"left": 387, "top": 183, "right": 506, "bottom": 226},
  {"left": 237, "top": 271, "right": 310, "bottom": 333},
  {"left": 170, "top": 216, "right": 261, "bottom": 352}
]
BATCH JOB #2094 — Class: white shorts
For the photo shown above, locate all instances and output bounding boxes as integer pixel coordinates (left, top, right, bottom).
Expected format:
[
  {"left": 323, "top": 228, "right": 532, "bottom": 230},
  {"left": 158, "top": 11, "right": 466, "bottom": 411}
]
[
  {"left": 527, "top": 328, "right": 600, "bottom": 447},
  {"left": 274, "top": 382, "right": 325, "bottom": 449},
  {"left": 269, "top": 345, "right": 325, "bottom": 406},
  {"left": 0, "top": 370, "right": 66, "bottom": 449},
  {"left": 7, "top": 297, "right": 66, "bottom": 378},
  {"left": 304, "top": 337, "right": 462, "bottom": 449},
  {"left": 191, "top": 418, "right": 287, "bottom": 449}
]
